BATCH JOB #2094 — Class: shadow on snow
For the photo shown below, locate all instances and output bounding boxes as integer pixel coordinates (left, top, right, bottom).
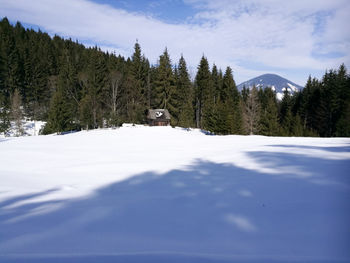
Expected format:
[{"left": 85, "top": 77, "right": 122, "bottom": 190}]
[{"left": 0, "top": 145, "right": 350, "bottom": 263}]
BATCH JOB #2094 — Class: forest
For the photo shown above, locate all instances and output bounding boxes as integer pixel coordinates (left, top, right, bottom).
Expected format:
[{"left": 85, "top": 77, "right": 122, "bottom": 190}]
[{"left": 1, "top": 17, "right": 349, "bottom": 137}]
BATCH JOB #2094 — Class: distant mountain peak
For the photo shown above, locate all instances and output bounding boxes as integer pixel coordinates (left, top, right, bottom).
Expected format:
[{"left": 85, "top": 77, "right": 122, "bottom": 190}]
[{"left": 237, "top": 74, "right": 303, "bottom": 100}]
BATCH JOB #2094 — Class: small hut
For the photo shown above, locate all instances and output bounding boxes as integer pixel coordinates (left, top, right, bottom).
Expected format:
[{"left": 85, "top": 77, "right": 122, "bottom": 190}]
[{"left": 147, "top": 109, "right": 171, "bottom": 126}]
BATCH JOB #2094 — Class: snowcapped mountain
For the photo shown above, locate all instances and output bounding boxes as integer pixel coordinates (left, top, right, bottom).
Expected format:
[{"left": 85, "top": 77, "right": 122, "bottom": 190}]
[{"left": 237, "top": 74, "right": 303, "bottom": 100}]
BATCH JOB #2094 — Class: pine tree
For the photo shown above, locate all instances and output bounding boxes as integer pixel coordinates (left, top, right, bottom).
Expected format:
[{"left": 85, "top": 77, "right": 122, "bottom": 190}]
[
  {"left": 43, "top": 53, "right": 78, "bottom": 134},
  {"left": 279, "top": 89, "right": 294, "bottom": 136},
  {"left": 292, "top": 114, "right": 304, "bottom": 136},
  {"left": 336, "top": 103, "right": 350, "bottom": 137},
  {"left": 148, "top": 65, "right": 158, "bottom": 109},
  {"left": 4, "top": 40, "right": 23, "bottom": 99},
  {"left": 82, "top": 50, "right": 108, "bottom": 128},
  {"left": 195, "top": 56, "right": 213, "bottom": 130},
  {"left": 0, "top": 36, "right": 6, "bottom": 97},
  {"left": 123, "top": 42, "right": 149, "bottom": 123},
  {"left": 214, "top": 67, "right": 231, "bottom": 134},
  {"left": 24, "top": 48, "right": 50, "bottom": 119},
  {"left": 221, "top": 66, "right": 242, "bottom": 134},
  {"left": 175, "top": 55, "right": 194, "bottom": 127},
  {"left": 0, "top": 36, "right": 10, "bottom": 133},
  {"left": 322, "top": 69, "right": 338, "bottom": 136},
  {"left": 79, "top": 94, "right": 94, "bottom": 130},
  {"left": 259, "top": 88, "right": 280, "bottom": 136},
  {"left": 334, "top": 64, "right": 350, "bottom": 136},
  {"left": 299, "top": 76, "right": 312, "bottom": 129},
  {"left": 153, "top": 48, "right": 176, "bottom": 118},
  {"left": 211, "top": 64, "right": 221, "bottom": 105},
  {"left": 300, "top": 76, "right": 322, "bottom": 135},
  {"left": 43, "top": 87, "right": 75, "bottom": 134},
  {"left": 0, "top": 97, "right": 10, "bottom": 134}
]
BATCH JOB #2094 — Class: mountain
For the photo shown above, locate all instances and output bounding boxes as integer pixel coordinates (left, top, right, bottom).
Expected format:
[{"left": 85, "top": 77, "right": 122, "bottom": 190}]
[{"left": 237, "top": 74, "right": 303, "bottom": 99}]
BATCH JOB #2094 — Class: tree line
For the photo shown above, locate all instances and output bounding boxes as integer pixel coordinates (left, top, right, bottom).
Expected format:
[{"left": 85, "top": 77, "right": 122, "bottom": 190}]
[{"left": 0, "top": 18, "right": 349, "bottom": 137}]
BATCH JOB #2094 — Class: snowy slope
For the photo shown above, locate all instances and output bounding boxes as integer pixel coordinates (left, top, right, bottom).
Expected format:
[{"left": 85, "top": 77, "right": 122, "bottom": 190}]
[
  {"left": 0, "top": 125, "right": 350, "bottom": 262},
  {"left": 237, "top": 74, "right": 303, "bottom": 100}
]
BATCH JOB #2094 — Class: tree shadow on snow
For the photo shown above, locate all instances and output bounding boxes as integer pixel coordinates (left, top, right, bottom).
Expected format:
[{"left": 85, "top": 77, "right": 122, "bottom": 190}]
[
  {"left": 267, "top": 144, "right": 350, "bottom": 153},
  {"left": 0, "top": 146, "right": 350, "bottom": 263}
]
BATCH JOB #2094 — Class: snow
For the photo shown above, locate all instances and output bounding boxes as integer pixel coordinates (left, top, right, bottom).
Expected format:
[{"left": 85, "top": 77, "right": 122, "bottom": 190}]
[
  {"left": 1, "top": 120, "right": 46, "bottom": 137},
  {"left": 287, "top": 83, "right": 298, "bottom": 92},
  {"left": 155, "top": 111, "right": 163, "bottom": 118},
  {"left": 276, "top": 92, "right": 284, "bottom": 100},
  {"left": 0, "top": 125, "right": 350, "bottom": 262},
  {"left": 22, "top": 120, "right": 46, "bottom": 136}
]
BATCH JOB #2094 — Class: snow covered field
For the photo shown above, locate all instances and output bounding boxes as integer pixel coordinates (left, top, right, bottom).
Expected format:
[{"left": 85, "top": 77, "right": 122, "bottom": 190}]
[{"left": 0, "top": 125, "right": 349, "bottom": 262}]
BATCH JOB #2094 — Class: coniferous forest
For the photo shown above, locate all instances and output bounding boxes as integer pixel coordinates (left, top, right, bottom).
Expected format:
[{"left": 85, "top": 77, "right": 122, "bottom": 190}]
[{"left": 1, "top": 18, "right": 349, "bottom": 137}]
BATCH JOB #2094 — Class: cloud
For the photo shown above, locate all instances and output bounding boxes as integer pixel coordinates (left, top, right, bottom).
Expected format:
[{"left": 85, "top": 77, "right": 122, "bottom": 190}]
[
  {"left": 238, "top": 189, "right": 253, "bottom": 197},
  {"left": 224, "top": 213, "right": 257, "bottom": 232},
  {"left": 0, "top": 0, "right": 349, "bottom": 84}
]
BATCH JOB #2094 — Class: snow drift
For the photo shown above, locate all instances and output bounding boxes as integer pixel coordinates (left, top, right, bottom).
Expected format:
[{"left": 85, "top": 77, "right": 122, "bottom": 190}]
[{"left": 0, "top": 125, "right": 349, "bottom": 262}]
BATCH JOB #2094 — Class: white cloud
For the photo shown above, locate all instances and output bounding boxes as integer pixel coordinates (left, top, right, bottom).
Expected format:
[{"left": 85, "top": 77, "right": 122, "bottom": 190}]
[
  {"left": 224, "top": 213, "right": 257, "bottom": 232},
  {"left": 0, "top": 0, "right": 349, "bottom": 84},
  {"left": 238, "top": 189, "right": 253, "bottom": 197}
]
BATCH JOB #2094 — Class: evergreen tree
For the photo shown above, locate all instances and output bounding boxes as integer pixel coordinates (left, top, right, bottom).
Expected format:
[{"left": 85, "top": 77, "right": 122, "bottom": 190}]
[
  {"left": 0, "top": 97, "right": 10, "bottom": 134},
  {"left": 279, "top": 89, "right": 293, "bottom": 136},
  {"left": 336, "top": 103, "right": 350, "bottom": 136},
  {"left": 82, "top": 50, "right": 108, "bottom": 128},
  {"left": 206, "top": 65, "right": 221, "bottom": 133},
  {"left": 259, "top": 88, "right": 280, "bottom": 136},
  {"left": 322, "top": 69, "right": 338, "bottom": 136},
  {"left": 43, "top": 87, "right": 75, "bottom": 134},
  {"left": 0, "top": 32, "right": 6, "bottom": 97},
  {"left": 195, "top": 56, "right": 213, "bottom": 130},
  {"left": 211, "top": 64, "right": 221, "bottom": 105},
  {"left": 4, "top": 39, "right": 23, "bottom": 98},
  {"left": 154, "top": 48, "right": 176, "bottom": 117},
  {"left": 0, "top": 32, "right": 10, "bottom": 135},
  {"left": 222, "top": 66, "right": 242, "bottom": 134},
  {"left": 0, "top": 36, "right": 9, "bottom": 133},
  {"left": 300, "top": 76, "right": 322, "bottom": 135},
  {"left": 292, "top": 114, "right": 304, "bottom": 136},
  {"left": 24, "top": 47, "right": 50, "bottom": 119},
  {"left": 43, "top": 54, "right": 78, "bottom": 134},
  {"left": 79, "top": 94, "right": 94, "bottom": 130},
  {"left": 334, "top": 64, "right": 350, "bottom": 136},
  {"left": 123, "top": 42, "right": 149, "bottom": 123},
  {"left": 175, "top": 55, "right": 194, "bottom": 127},
  {"left": 241, "top": 86, "right": 249, "bottom": 103}
]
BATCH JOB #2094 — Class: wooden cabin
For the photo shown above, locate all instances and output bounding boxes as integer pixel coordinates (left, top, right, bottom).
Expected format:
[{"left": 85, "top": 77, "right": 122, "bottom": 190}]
[{"left": 147, "top": 109, "right": 171, "bottom": 126}]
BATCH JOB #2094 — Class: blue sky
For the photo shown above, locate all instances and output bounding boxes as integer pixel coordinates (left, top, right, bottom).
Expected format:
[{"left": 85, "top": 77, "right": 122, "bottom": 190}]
[
  {"left": 96, "top": 0, "right": 197, "bottom": 23},
  {"left": 1, "top": 0, "right": 349, "bottom": 85}
]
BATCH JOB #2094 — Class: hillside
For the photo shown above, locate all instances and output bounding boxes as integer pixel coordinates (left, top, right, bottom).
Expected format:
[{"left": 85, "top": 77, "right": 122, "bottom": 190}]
[
  {"left": 1, "top": 126, "right": 349, "bottom": 262},
  {"left": 237, "top": 74, "right": 303, "bottom": 100}
]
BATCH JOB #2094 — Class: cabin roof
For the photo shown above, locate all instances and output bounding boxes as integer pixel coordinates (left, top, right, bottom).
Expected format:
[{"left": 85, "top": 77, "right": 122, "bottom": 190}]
[{"left": 147, "top": 109, "right": 171, "bottom": 120}]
